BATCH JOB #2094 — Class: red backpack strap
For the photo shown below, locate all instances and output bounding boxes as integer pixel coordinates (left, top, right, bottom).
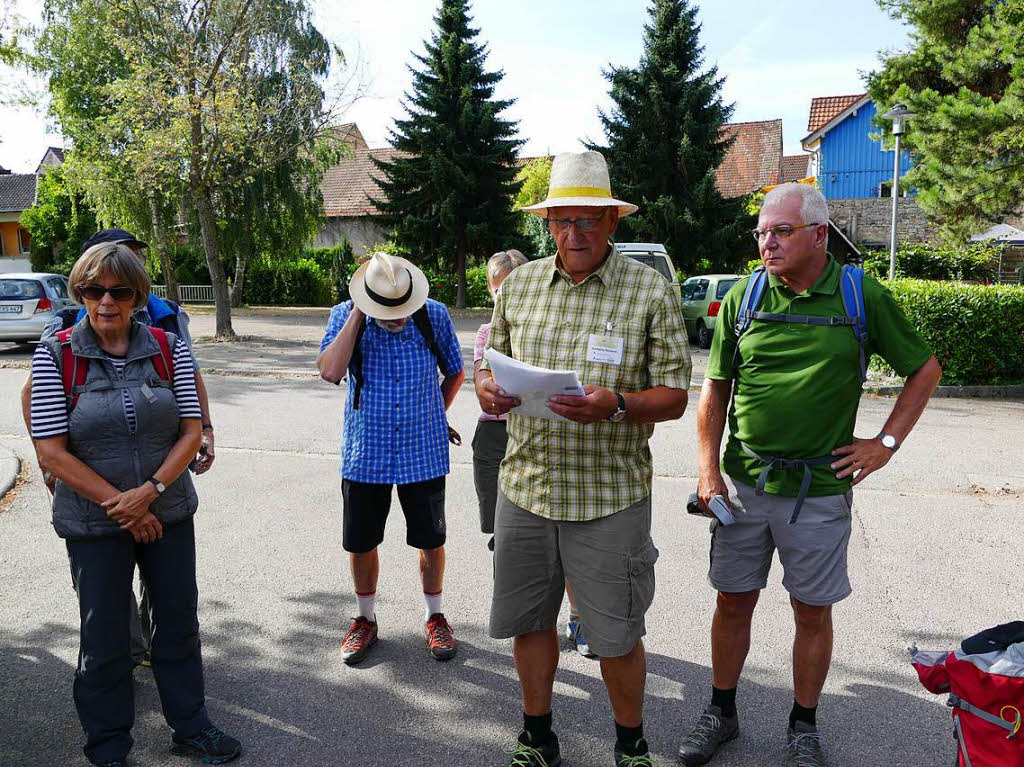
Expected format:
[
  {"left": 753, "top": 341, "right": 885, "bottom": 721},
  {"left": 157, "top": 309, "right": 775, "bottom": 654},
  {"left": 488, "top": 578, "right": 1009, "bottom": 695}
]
[
  {"left": 55, "top": 328, "right": 88, "bottom": 410},
  {"left": 146, "top": 327, "right": 175, "bottom": 384}
]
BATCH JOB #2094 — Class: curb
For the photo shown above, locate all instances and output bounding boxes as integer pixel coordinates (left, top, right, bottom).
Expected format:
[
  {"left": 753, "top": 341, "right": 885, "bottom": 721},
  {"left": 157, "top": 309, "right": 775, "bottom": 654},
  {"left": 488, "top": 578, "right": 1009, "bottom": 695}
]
[
  {"left": 865, "top": 384, "right": 1024, "bottom": 399},
  {"left": 0, "top": 445, "right": 21, "bottom": 501}
]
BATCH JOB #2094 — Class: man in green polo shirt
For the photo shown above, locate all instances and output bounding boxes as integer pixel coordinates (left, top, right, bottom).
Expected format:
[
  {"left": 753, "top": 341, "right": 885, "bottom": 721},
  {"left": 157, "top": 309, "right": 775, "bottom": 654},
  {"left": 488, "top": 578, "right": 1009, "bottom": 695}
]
[{"left": 678, "top": 183, "right": 942, "bottom": 767}]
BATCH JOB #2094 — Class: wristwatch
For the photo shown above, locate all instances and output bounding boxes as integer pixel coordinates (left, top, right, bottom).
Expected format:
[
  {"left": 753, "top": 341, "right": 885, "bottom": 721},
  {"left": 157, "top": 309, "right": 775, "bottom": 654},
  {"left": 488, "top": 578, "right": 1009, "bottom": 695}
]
[
  {"left": 607, "top": 392, "right": 627, "bottom": 423},
  {"left": 147, "top": 477, "right": 166, "bottom": 495},
  {"left": 878, "top": 432, "right": 900, "bottom": 451}
]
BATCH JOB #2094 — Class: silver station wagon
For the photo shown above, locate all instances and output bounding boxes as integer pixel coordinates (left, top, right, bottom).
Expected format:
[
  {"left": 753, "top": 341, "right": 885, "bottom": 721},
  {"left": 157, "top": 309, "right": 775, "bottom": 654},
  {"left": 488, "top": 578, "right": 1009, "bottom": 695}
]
[{"left": 0, "top": 272, "right": 75, "bottom": 344}]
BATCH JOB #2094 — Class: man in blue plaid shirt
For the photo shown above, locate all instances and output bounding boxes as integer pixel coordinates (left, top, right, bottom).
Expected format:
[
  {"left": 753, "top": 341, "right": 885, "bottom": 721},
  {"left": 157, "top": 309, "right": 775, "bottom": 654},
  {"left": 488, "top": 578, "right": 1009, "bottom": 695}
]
[{"left": 318, "top": 252, "right": 465, "bottom": 665}]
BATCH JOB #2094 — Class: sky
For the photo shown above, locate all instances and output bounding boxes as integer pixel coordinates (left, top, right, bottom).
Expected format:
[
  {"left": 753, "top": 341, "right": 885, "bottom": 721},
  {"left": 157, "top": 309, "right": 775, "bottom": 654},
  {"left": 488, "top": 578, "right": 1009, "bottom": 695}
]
[{"left": 0, "top": 0, "right": 911, "bottom": 173}]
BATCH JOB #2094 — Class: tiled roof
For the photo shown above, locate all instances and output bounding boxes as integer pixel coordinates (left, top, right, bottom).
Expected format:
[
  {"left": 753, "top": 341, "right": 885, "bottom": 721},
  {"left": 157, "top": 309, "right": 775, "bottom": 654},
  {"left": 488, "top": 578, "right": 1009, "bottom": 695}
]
[
  {"left": 334, "top": 123, "right": 367, "bottom": 151},
  {"left": 780, "top": 154, "right": 810, "bottom": 183},
  {"left": 320, "top": 147, "right": 406, "bottom": 218},
  {"left": 0, "top": 173, "right": 37, "bottom": 213},
  {"left": 715, "top": 119, "right": 783, "bottom": 197},
  {"left": 807, "top": 94, "right": 865, "bottom": 133}
]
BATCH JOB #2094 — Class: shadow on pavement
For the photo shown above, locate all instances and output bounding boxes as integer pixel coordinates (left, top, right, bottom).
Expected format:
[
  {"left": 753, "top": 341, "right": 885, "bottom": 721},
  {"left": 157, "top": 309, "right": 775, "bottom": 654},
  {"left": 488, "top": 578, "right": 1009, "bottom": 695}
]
[{"left": 1, "top": 591, "right": 953, "bottom": 767}]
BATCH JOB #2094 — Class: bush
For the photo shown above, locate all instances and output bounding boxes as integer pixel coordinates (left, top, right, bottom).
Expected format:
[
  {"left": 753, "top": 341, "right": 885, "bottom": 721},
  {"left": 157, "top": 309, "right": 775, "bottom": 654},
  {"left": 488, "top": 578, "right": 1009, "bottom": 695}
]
[
  {"left": 302, "top": 240, "right": 357, "bottom": 302},
  {"left": 863, "top": 243, "right": 997, "bottom": 282},
  {"left": 423, "top": 263, "right": 492, "bottom": 308},
  {"left": 243, "top": 257, "right": 333, "bottom": 306},
  {"left": 873, "top": 279, "right": 1024, "bottom": 385}
]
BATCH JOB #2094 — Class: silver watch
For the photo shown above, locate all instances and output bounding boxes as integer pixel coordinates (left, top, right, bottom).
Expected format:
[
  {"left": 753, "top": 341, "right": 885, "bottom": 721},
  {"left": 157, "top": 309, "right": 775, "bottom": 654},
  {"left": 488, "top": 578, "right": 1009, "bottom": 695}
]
[
  {"left": 878, "top": 432, "right": 900, "bottom": 451},
  {"left": 148, "top": 477, "right": 166, "bottom": 494}
]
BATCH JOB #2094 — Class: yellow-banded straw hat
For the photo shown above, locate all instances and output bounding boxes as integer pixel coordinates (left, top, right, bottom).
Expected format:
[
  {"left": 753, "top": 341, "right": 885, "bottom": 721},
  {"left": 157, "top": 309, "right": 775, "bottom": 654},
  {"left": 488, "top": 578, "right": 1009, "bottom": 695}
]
[{"left": 521, "top": 150, "right": 638, "bottom": 218}]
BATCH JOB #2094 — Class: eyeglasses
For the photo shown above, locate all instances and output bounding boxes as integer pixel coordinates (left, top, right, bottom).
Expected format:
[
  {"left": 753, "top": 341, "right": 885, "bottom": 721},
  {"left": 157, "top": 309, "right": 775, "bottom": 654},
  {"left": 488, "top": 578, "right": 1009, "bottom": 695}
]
[
  {"left": 78, "top": 284, "right": 138, "bottom": 302},
  {"left": 548, "top": 213, "right": 606, "bottom": 233},
  {"left": 750, "top": 223, "right": 822, "bottom": 242}
]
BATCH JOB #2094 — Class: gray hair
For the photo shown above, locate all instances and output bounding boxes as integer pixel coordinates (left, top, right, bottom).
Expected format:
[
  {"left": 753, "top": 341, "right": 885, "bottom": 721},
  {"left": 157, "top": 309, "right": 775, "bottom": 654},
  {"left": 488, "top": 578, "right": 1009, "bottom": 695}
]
[
  {"left": 762, "top": 183, "right": 830, "bottom": 227},
  {"left": 69, "top": 243, "right": 150, "bottom": 309},
  {"left": 486, "top": 249, "right": 528, "bottom": 289}
]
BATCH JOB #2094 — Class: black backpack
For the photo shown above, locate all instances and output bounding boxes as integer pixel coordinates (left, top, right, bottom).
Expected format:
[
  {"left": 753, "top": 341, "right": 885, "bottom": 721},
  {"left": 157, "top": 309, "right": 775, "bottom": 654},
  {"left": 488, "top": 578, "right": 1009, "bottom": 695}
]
[{"left": 348, "top": 304, "right": 454, "bottom": 410}]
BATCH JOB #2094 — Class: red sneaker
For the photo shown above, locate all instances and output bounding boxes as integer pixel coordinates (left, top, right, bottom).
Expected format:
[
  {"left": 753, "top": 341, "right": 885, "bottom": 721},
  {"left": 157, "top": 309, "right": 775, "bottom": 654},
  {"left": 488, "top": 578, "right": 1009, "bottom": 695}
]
[
  {"left": 340, "top": 616, "right": 378, "bottom": 665},
  {"left": 425, "top": 613, "right": 457, "bottom": 661}
]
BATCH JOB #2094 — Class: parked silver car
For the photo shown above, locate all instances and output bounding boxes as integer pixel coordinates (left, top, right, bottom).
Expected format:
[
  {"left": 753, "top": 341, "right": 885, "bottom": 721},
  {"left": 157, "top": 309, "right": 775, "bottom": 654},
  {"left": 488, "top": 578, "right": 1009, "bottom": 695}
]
[{"left": 0, "top": 272, "right": 75, "bottom": 344}]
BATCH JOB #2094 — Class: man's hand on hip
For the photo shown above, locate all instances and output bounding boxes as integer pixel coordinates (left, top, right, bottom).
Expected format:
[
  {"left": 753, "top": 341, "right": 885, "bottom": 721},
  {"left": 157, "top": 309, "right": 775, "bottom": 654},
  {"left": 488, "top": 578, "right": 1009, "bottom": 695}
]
[
  {"left": 476, "top": 373, "right": 521, "bottom": 417},
  {"left": 831, "top": 436, "right": 893, "bottom": 485},
  {"left": 548, "top": 385, "right": 617, "bottom": 424}
]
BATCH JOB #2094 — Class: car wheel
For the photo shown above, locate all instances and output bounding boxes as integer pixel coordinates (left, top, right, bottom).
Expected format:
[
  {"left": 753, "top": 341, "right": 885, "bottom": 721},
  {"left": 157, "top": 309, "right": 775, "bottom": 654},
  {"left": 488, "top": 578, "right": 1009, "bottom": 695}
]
[{"left": 696, "top": 322, "right": 712, "bottom": 349}]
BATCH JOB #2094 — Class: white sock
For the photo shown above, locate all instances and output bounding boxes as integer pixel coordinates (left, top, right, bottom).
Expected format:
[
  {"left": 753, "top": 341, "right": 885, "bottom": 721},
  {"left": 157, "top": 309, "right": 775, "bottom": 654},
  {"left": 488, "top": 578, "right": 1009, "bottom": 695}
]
[
  {"left": 424, "top": 590, "right": 443, "bottom": 621},
  {"left": 356, "top": 591, "right": 376, "bottom": 622}
]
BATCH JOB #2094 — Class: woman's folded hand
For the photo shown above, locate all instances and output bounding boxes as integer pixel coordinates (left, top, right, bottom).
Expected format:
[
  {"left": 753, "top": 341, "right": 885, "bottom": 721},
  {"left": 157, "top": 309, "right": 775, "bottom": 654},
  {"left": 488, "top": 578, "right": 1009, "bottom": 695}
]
[{"left": 102, "top": 484, "right": 157, "bottom": 526}]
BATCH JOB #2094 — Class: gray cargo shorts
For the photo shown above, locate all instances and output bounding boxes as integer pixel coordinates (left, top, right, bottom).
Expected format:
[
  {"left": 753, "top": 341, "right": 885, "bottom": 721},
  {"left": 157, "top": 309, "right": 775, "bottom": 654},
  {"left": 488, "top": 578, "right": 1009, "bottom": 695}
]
[
  {"left": 489, "top": 489, "right": 658, "bottom": 658},
  {"left": 708, "top": 476, "right": 853, "bottom": 606}
]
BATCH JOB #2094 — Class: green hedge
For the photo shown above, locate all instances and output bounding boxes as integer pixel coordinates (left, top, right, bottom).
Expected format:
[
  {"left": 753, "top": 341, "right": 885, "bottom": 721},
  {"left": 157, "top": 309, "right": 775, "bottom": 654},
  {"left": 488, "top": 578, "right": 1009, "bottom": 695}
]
[
  {"left": 243, "top": 258, "right": 333, "bottom": 306},
  {"left": 875, "top": 279, "right": 1024, "bottom": 385},
  {"left": 863, "top": 243, "right": 997, "bottom": 282}
]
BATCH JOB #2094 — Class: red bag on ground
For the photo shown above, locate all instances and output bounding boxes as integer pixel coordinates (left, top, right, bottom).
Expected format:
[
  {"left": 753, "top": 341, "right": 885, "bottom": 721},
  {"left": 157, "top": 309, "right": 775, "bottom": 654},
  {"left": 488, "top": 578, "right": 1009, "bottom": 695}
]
[{"left": 911, "top": 631, "right": 1024, "bottom": 767}]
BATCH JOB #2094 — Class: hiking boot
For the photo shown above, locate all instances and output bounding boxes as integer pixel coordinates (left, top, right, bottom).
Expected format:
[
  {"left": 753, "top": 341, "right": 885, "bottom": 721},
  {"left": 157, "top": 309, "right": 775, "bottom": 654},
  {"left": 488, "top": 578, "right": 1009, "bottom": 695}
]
[
  {"left": 507, "top": 730, "right": 561, "bottom": 766},
  {"left": 614, "top": 738, "right": 656, "bottom": 766},
  {"left": 565, "top": 615, "right": 597, "bottom": 658},
  {"left": 340, "top": 616, "right": 378, "bottom": 665},
  {"left": 678, "top": 705, "right": 739, "bottom": 765},
  {"left": 786, "top": 721, "right": 828, "bottom": 767},
  {"left": 425, "top": 612, "right": 457, "bottom": 661},
  {"left": 170, "top": 724, "right": 241, "bottom": 764}
]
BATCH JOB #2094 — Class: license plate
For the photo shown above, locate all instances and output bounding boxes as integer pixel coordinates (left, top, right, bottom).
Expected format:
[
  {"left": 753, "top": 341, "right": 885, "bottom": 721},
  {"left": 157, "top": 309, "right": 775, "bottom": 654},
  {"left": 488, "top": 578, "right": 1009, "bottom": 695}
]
[{"left": 0, "top": 305, "right": 22, "bottom": 314}]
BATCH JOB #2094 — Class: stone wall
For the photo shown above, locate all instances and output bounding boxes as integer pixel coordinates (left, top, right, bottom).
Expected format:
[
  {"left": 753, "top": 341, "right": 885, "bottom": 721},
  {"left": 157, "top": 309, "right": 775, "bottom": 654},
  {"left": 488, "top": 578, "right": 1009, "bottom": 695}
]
[
  {"left": 827, "top": 197, "right": 938, "bottom": 248},
  {"left": 312, "top": 216, "right": 389, "bottom": 255}
]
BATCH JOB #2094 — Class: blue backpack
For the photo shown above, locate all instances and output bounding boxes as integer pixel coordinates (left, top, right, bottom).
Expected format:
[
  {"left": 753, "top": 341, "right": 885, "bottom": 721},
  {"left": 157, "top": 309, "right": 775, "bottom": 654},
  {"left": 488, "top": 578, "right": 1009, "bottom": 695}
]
[{"left": 733, "top": 264, "right": 869, "bottom": 382}]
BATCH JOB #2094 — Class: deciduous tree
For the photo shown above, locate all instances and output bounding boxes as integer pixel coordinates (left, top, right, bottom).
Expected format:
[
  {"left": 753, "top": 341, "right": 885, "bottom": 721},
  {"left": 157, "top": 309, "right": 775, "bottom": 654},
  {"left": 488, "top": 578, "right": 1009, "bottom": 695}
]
[{"left": 868, "top": 0, "right": 1024, "bottom": 239}]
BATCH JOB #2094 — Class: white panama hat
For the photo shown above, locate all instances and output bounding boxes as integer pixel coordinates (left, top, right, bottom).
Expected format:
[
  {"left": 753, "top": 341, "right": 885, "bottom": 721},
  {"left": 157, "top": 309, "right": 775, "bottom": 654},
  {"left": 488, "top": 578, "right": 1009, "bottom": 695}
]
[
  {"left": 521, "top": 150, "right": 638, "bottom": 218},
  {"left": 349, "top": 252, "right": 429, "bottom": 320}
]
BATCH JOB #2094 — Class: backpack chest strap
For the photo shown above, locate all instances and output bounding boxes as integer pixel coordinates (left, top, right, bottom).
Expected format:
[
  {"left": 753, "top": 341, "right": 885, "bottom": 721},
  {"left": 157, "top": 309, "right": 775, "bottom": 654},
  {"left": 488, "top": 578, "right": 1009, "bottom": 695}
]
[
  {"left": 746, "top": 311, "right": 859, "bottom": 327},
  {"left": 74, "top": 377, "right": 172, "bottom": 394}
]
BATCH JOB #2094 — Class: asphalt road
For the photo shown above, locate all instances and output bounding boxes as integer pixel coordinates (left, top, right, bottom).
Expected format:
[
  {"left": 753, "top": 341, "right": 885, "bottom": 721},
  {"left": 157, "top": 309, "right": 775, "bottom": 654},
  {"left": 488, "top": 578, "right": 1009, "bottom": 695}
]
[{"left": 1, "top": 313, "right": 1022, "bottom": 767}]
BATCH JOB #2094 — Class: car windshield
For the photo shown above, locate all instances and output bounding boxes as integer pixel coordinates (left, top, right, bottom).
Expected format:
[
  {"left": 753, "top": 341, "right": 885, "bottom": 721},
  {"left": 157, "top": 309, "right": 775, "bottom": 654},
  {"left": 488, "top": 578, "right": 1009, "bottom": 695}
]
[
  {"left": 0, "top": 279, "right": 45, "bottom": 300},
  {"left": 716, "top": 279, "right": 739, "bottom": 299},
  {"left": 626, "top": 254, "right": 672, "bottom": 282}
]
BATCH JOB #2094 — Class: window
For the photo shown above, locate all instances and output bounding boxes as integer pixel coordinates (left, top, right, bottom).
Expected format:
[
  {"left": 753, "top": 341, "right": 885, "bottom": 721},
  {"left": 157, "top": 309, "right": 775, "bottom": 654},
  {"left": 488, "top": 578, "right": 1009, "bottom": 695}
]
[
  {"left": 716, "top": 279, "right": 739, "bottom": 299},
  {"left": 0, "top": 279, "right": 45, "bottom": 300},
  {"left": 47, "top": 277, "right": 69, "bottom": 299},
  {"left": 18, "top": 227, "right": 30, "bottom": 254},
  {"left": 685, "top": 279, "right": 709, "bottom": 301}
]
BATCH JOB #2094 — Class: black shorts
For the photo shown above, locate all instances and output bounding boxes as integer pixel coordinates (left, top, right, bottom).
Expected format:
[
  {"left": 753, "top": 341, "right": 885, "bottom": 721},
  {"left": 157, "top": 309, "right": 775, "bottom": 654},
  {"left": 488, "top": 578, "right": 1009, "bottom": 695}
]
[{"left": 342, "top": 476, "right": 446, "bottom": 553}]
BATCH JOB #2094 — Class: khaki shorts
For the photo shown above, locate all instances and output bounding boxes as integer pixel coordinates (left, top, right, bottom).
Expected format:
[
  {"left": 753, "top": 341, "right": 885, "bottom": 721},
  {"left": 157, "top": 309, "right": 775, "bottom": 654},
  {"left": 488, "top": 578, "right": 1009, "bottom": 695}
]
[
  {"left": 708, "top": 476, "right": 853, "bottom": 606},
  {"left": 489, "top": 490, "right": 658, "bottom": 658}
]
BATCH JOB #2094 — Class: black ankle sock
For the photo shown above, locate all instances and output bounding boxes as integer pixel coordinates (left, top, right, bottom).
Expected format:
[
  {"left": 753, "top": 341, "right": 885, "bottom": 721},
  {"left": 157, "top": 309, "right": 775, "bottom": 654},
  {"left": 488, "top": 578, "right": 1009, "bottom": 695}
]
[
  {"left": 614, "top": 721, "right": 646, "bottom": 756},
  {"left": 522, "top": 712, "right": 553, "bottom": 746},
  {"left": 789, "top": 701, "right": 817, "bottom": 729},
  {"left": 711, "top": 685, "right": 737, "bottom": 718}
]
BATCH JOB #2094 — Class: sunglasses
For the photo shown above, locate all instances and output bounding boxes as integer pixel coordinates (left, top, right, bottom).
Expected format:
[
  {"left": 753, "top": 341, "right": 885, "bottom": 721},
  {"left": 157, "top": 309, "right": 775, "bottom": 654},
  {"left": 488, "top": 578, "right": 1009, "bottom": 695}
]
[{"left": 78, "top": 284, "right": 138, "bottom": 302}]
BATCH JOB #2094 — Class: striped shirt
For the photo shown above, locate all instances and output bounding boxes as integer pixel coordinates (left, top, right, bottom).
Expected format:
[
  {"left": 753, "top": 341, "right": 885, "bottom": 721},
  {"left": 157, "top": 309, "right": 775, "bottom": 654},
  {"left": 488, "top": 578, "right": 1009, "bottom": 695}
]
[
  {"left": 480, "top": 246, "right": 691, "bottom": 521},
  {"left": 474, "top": 322, "right": 505, "bottom": 423},
  {"left": 30, "top": 339, "right": 201, "bottom": 439}
]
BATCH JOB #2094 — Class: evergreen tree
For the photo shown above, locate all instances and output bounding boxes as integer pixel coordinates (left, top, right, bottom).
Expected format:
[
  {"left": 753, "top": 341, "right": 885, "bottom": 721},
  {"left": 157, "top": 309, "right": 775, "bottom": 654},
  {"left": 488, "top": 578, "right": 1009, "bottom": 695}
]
[
  {"left": 589, "top": 0, "right": 750, "bottom": 274},
  {"left": 371, "top": 0, "right": 522, "bottom": 307},
  {"left": 867, "top": 0, "right": 1024, "bottom": 239}
]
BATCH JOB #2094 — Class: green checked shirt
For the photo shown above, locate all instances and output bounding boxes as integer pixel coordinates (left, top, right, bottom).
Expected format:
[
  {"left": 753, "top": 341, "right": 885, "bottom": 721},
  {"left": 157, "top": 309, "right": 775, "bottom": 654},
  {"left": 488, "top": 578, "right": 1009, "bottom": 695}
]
[{"left": 481, "top": 245, "right": 691, "bottom": 522}]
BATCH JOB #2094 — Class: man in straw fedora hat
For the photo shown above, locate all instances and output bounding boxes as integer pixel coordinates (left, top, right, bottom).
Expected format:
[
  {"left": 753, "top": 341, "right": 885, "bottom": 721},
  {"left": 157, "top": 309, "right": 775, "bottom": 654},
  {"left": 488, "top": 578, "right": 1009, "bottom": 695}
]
[
  {"left": 318, "top": 252, "right": 465, "bottom": 665},
  {"left": 477, "top": 150, "right": 692, "bottom": 766}
]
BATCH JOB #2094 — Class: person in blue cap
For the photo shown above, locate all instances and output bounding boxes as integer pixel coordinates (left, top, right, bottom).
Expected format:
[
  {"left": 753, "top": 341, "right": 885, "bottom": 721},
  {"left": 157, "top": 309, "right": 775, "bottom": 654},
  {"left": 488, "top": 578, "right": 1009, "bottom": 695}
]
[{"left": 20, "top": 228, "right": 216, "bottom": 666}]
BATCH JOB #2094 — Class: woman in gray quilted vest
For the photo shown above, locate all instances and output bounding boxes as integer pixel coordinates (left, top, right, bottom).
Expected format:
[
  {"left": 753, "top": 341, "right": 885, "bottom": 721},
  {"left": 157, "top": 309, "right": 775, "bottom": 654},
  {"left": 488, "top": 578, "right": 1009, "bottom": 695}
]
[{"left": 28, "top": 243, "right": 241, "bottom": 767}]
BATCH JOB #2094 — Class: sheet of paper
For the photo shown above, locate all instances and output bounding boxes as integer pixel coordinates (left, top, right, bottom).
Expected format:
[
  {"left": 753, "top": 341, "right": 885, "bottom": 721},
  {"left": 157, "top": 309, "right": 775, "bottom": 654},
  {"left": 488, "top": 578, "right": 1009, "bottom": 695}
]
[{"left": 484, "top": 348, "right": 585, "bottom": 421}]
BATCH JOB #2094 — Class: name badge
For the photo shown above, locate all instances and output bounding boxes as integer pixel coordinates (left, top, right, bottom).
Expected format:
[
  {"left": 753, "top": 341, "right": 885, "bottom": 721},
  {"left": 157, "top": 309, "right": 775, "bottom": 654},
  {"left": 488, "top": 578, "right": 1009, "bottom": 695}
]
[{"left": 586, "top": 334, "right": 624, "bottom": 365}]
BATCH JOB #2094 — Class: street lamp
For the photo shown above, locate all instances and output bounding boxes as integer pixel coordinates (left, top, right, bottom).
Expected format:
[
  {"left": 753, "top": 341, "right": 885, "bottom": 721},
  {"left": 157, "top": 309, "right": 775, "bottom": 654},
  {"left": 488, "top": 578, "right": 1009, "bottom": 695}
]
[{"left": 882, "top": 103, "right": 917, "bottom": 279}]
